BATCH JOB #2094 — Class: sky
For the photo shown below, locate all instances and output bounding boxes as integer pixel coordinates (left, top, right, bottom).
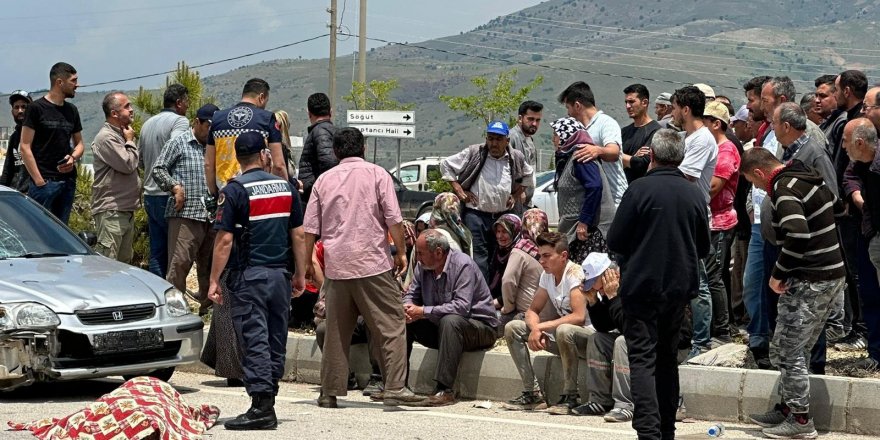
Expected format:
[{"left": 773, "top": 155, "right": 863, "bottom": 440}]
[{"left": 0, "top": 0, "right": 543, "bottom": 93}]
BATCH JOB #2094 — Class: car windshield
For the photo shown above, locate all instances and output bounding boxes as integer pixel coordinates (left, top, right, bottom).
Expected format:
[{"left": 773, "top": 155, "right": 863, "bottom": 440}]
[
  {"left": 536, "top": 171, "right": 554, "bottom": 187},
  {"left": 0, "top": 193, "right": 91, "bottom": 259}
]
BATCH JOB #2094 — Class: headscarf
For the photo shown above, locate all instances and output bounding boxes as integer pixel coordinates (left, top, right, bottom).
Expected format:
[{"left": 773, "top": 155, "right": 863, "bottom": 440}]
[
  {"left": 550, "top": 117, "right": 593, "bottom": 153},
  {"left": 430, "top": 192, "right": 473, "bottom": 256},
  {"left": 516, "top": 208, "right": 548, "bottom": 259},
  {"left": 488, "top": 214, "right": 523, "bottom": 295}
]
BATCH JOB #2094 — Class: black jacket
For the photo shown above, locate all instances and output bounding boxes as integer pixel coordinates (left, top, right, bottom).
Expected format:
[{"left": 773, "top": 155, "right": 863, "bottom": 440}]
[
  {"left": 606, "top": 167, "right": 710, "bottom": 317},
  {"left": 587, "top": 294, "right": 624, "bottom": 333},
  {"left": 298, "top": 119, "right": 339, "bottom": 203},
  {"left": 0, "top": 125, "right": 28, "bottom": 192}
]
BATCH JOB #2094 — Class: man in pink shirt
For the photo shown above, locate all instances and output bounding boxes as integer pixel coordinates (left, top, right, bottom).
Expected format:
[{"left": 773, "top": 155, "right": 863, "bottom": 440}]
[
  {"left": 703, "top": 101, "right": 740, "bottom": 344},
  {"left": 303, "top": 127, "right": 421, "bottom": 408}
]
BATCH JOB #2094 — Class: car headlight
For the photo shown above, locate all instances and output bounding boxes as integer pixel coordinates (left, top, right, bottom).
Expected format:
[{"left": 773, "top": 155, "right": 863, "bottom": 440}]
[
  {"left": 0, "top": 302, "right": 61, "bottom": 330},
  {"left": 165, "top": 288, "right": 190, "bottom": 317}
]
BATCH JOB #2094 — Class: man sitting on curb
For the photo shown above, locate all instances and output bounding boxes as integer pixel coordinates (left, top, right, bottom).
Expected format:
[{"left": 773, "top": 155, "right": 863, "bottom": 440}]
[
  {"left": 503, "top": 231, "right": 592, "bottom": 415},
  {"left": 576, "top": 253, "right": 634, "bottom": 423},
  {"left": 396, "top": 230, "right": 499, "bottom": 407}
]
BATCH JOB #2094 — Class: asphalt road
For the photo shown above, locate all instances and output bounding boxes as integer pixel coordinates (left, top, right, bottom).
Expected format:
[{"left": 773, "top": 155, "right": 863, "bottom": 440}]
[{"left": 0, "top": 371, "right": 871, "bottom": 440}]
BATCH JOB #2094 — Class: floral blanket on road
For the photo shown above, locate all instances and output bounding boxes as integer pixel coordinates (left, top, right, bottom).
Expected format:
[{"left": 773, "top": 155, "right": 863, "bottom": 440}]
[{"left": 7, "top": 376, "right": 220, "bottom": 440}]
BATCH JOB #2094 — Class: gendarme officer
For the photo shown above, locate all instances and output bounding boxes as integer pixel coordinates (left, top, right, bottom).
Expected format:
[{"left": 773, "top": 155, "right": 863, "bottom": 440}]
[{"left": 208, "top": 131, "right": 307, "bottom": 430}]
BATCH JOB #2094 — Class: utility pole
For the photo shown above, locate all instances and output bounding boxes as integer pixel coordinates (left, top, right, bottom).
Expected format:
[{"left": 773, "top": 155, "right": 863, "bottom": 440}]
[
  {"left": 358, "top": 0, "right": 367, "bottom": 93},
  {"left": 328, "top": 0, "right": 338, "bottom": 110}
]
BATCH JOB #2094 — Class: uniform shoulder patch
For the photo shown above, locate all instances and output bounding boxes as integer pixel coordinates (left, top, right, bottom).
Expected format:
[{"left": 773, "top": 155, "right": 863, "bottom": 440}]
[{"left": 217, "top": 193, "right": 226, "bottom": 206}]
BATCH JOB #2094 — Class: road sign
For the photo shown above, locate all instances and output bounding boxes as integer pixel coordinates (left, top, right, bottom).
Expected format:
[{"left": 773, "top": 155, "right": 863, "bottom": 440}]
[
  {"left": 350, "top": 124, "right": 415, "bottom": 139},
  {"left": 347, "top": 110, "right": 414, "bottom": 125}
]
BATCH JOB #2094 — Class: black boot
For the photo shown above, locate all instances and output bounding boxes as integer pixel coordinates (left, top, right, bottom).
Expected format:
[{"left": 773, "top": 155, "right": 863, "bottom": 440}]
[{"left": 224, "top": 393, "right": 277, "bottom": 430}]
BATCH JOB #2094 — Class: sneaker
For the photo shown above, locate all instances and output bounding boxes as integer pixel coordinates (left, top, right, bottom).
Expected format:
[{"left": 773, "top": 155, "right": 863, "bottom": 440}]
[
  {"left": 762, "top": 413, "right": 817, "bottom": 439},
  {"left": 502, "top": 391, "right": 546, "bottom": 411},
  {"left": 382, "top": 387, "right": 426, "bottom": 406},
  {"left": 572, "top": 401, "right": 611, "bottom": 416},
  {"left": 683, "top": 345, "right": 708, "bottom": 363},
  {"left": 834, "top": 334, "right": 868, "bottom": 351},
  {"left": 603, "top": 407, "right": 634, "bottom": 423},
  {"left": 317, "top": 394, "right": 338, "bottom": 408},
  {"left": 545, "top": 393, "right": 579, "bottom": 415},
  {"left": 749, "top": 403, "right": 789, "bottom": 428},
  {"left": 362, "top": 375, "right": 384, "bottom": 397},
  {"left": 854, "top": 356, "right": 880, "bottom": 372},
  {"left": 347, "top": 372, "right": 358, "bottom": 390},
  {"left": 675, "top": 396, "right": 687, "bottom": 422}
]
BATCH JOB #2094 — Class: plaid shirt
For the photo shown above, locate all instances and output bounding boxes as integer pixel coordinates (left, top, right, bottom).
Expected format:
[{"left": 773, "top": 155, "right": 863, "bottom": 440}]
[{"left": 152, "top": 129, "right": 210, "bottom": 222}]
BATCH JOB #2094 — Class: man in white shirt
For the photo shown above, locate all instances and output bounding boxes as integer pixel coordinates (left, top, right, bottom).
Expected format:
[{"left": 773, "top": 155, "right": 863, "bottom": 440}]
[
  {"left": 671, "top": 85, "right": 718, "bottom": 358},
  {"left": 441, "top": 121, "right": 534, "bottom": 281},
  {"left": 502, "top": 231, "right": 592, "bottom": 415}
]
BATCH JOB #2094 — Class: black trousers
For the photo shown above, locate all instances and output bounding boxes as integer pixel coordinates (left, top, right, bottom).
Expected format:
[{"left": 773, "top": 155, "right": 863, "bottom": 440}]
[
  {"left": 228, "top": 266, "right": 291, "bottom": 396},
  {"left": 406, "top": 314, "right": 497, "bottom": 390},
  {"left": 622, "top": 299, "right": 688, "bottom": 440}
]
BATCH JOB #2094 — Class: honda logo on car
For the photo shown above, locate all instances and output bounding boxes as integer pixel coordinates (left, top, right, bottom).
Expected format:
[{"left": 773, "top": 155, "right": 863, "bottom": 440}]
[{"left": 112, "top": 311, "right": 124, "bottom": 321}]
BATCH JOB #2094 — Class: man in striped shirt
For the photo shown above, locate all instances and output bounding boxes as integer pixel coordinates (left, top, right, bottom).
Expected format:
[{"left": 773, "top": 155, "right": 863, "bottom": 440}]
[
  {"left": 152, "top": 103, "right": 219, "bottom": 315},
  {"left": 741, "top": 148, "right": 845, "bottom": 439}
]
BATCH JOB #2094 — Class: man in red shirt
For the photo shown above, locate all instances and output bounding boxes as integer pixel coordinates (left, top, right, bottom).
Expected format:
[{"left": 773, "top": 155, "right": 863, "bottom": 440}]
[{"left": 703, "top": 101, "right": 740, "bottom": 344}]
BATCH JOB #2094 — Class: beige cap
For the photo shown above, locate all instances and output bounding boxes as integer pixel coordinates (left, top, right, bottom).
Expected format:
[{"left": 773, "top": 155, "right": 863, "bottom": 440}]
[
  {"left": 694, "top": 83, "right": 716, "bottom": 99},
  {"left": 703, "top": 101, "right": 730, "bottom": 125}
]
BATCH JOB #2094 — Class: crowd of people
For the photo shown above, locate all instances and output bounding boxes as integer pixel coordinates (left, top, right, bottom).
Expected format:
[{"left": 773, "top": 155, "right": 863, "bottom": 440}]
[{"left": 4, "top": 61, "right": 880, "bottom": 440}]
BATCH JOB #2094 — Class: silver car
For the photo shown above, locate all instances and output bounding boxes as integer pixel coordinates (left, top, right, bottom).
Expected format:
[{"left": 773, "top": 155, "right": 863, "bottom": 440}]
[{"left": 0, "top": 186, "right": 203, "bottom": 391}]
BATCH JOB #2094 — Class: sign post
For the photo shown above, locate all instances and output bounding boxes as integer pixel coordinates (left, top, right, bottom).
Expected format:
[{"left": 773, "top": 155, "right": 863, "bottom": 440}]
[{"left": 347, "top": 110, "right": 416, "bottom": 180}]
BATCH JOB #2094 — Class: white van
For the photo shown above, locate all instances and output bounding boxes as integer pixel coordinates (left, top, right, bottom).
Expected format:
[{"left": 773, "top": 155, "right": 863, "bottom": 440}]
[{"left": 389, "top": 156, "right": 444, "bottom": 191}]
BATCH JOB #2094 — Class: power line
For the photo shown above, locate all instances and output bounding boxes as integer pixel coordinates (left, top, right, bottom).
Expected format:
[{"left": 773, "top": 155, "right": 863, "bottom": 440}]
[{"left": 77, "top": 34, "right": 329, "bottom": 89}]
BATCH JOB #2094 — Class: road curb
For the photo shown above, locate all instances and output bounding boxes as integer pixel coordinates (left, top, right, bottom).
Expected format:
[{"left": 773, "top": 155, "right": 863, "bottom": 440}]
[{"left": 179, "top": 331, "right": 880, "bottom": 435}]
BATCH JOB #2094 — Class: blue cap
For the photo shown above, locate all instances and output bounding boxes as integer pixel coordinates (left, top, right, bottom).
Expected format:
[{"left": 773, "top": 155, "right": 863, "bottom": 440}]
[
  {"left": 196, "top": 103, "right": 219, "bottom": 122},
  {"left": 486, "top": 120, "right": 509, "bottom": 136},
  {"left": 234, "top": 131, "right": 266, "bottom": 156}
]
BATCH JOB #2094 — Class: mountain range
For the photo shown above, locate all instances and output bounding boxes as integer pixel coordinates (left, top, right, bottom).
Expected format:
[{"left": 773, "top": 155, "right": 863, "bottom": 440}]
[{"left": 55, "top": 0, "right": 880, "bottom": 170}]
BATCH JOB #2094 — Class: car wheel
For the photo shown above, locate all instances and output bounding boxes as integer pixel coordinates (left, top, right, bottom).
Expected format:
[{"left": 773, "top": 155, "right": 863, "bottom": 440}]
[{"left": 123, "top": 367, "right": 175, "bottom": 383}]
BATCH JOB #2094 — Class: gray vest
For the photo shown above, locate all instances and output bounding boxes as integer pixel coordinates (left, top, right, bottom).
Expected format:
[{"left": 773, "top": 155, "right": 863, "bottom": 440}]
[{"left": 557, "top": 158, "right": 616, "bottom": 242}]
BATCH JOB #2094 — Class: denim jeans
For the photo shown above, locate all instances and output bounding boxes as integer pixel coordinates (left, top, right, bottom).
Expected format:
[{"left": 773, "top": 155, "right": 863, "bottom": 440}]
[
  {"left": 690, "top": 259, "right": 712, "bottom": 349},
  {"left": 742, "top": 224, "right": 769, "bottom": 350},
  {"left": 707, "top": 230, "right": 732, "bottom": 339},
  {"left": 144, "top": 195, "right": 170, "bottom": 278},
  {"left": 462, "top": 208, "right": 499, "bottom": 282},
  {"left": 28, "top": 178, "right": 76, "bottom": 225}
]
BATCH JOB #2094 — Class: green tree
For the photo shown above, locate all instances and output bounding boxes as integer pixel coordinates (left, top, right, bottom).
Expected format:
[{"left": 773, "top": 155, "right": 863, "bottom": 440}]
[
  {"left": 439, "top": 69, "right": 543, "bottom": 126},
  {"left": 342, "top": 79, "right": 414, "bottom": 111}
]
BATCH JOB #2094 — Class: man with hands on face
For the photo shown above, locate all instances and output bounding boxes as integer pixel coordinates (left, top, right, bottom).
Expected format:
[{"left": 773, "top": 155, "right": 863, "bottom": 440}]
[
  {"left": 502, "top": 231, "right": 592, "bottom": 415},
  {"left": 441, "top": 121, "right": 533, "bottom": 281},
  {"left": 402, "top": 229, "right": 500, "bottom": 407},
  {"left": 741, "top": 147, "right": 845, "bottom": 439},
  {"left": 90, "top": 91, "right": 139, "bottom": 263}
]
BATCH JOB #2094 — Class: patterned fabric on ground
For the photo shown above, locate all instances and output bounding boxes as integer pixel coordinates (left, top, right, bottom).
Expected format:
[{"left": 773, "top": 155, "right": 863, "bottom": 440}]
[{"left": 7, "top": 376, "right": 219, "bottom": 440}]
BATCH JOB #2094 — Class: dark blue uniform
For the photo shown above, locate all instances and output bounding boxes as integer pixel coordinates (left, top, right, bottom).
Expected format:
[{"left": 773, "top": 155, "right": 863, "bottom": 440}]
[{"left": 215, "top": 168, "right": 303, "bottom": 396}]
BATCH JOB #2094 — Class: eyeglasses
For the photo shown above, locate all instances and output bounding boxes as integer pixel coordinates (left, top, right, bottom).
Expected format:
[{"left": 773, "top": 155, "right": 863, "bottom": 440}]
[{"left": 863, "top": 104, "right": 880, "bottom": 111}]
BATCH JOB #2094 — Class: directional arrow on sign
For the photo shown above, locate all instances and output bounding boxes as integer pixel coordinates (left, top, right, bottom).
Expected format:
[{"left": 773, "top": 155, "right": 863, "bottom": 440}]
[
  {"left": 347, "top": 110, "right": 415, "bottom": 125},
  {"left": 403, "top": 128, "right": 412, "bottom": 136}
]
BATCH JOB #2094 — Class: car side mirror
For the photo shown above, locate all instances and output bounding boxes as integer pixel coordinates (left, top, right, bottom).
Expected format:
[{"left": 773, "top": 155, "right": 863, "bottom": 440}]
[
  {"left": 78, "top": 231, "right": 97, "bottom": 247},
  {"left": 544, "top": 183, "right": 556, "bottom": 193}
]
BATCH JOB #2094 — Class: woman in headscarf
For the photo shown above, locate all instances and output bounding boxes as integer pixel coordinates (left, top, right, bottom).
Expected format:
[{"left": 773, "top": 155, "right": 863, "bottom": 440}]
[
  {"left": 551, "top": 117, "right": 610, "bottom": 264},
  {"left": 274, "top": 110, "right": 296, "bottom": 178},
  {"left": 488, "top": 213, "right": 522, "bottom": 305},
  {"left": 430, "top": 192, "right": 473, "bottom": 256},
  {"left": 497, "top": 208, "right": 548, "bottom": 328}
]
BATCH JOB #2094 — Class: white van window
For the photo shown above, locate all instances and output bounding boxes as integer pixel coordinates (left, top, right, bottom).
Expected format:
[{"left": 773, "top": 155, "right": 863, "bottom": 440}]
[{"left": 399, "top": 165, "right": 420, "bottom": 183}]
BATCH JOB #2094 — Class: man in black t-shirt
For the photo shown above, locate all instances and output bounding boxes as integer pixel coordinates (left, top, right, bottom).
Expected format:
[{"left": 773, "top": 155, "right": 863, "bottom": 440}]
[
  {"left": 19, "top": 62, "right": 84, "bottom": 224},
  {"left": 1, "top": 90, "right": 32, "bottom": 193},
  {"left": 620, "top": 84, "right": 661, "bottom": 183}
]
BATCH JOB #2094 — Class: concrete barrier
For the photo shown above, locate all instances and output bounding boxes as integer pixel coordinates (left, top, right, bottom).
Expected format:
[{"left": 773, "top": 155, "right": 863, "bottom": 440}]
[{"left": 179, "top": 331, "right": 880, "bottom": 435}]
